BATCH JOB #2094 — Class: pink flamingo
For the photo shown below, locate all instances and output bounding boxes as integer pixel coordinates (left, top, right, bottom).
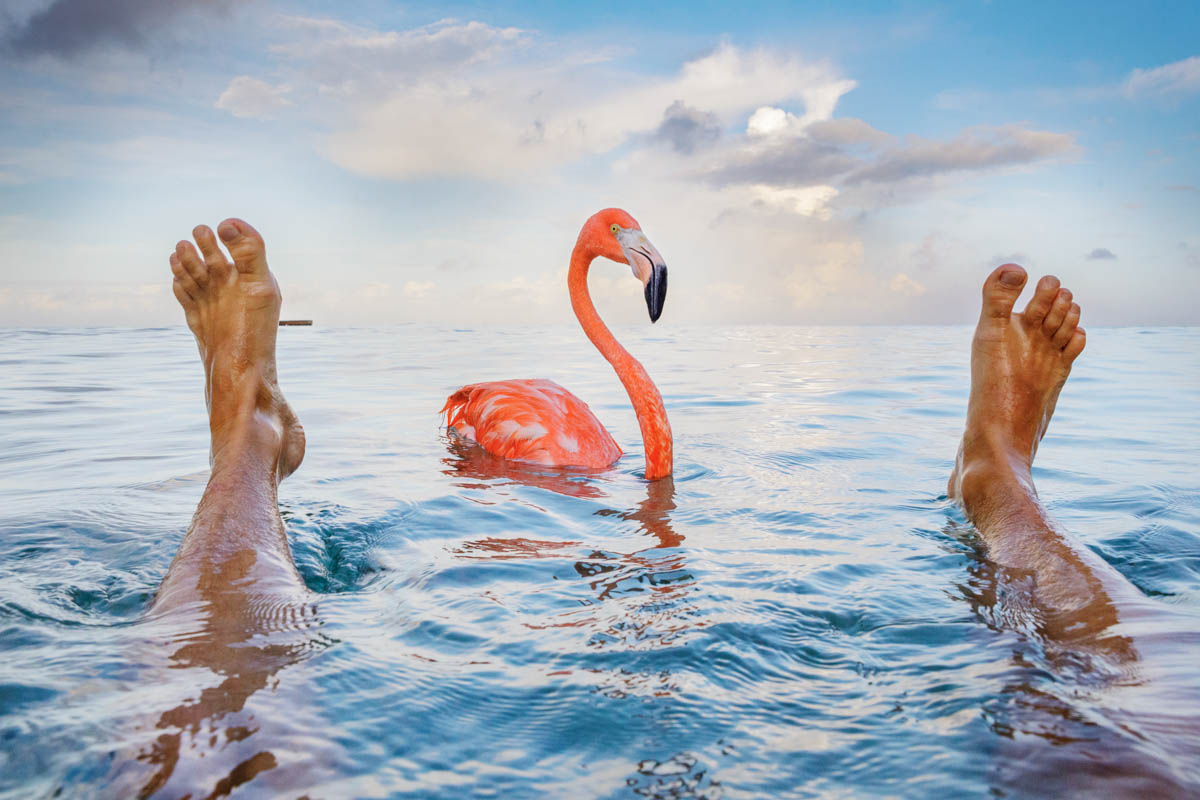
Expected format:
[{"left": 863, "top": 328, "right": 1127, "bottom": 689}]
[{"left": 442, "top": 208, "right": 673, "bottom": 480}]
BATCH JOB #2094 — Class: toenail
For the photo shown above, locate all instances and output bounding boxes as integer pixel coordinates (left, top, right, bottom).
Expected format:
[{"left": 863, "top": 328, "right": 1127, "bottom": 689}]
[
  {"left": 1000, "top": 270, "right": 1024, "bottom": 286},
  {"left": 218, "top": 222, "right": 240, "bottom": 242}
]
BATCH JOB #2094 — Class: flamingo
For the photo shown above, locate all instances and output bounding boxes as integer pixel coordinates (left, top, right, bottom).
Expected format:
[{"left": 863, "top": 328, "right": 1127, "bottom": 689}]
[{"left": 442, "top": 208, "right": 673, "bottom": 480}]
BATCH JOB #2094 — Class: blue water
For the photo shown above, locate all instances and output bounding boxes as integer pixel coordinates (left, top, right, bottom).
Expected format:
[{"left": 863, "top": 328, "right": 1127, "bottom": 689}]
[{"left": 0, "top": 325, "right": 1198, "bottom": 798}]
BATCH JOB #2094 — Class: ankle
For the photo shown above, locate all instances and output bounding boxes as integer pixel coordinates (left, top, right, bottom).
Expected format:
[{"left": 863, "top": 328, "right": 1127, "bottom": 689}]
[
  {"left": 210, "top": 409, "right": 284, "bottom": 476},
  {"left": 959, "top": 424, "right": 1034, "bottom": 472},
  {"left": 952, "top": 437, "right": 1034, "bottom": 515}
]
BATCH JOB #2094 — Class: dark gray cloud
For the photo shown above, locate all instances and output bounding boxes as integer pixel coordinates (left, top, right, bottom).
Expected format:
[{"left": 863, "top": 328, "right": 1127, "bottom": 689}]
[
  {"left": 654, "top": 100, "right": 721, "bottom": 155},
  {"left": 846, "top": 126, "right": 1075, "bottom": 185},
  {"left": 6, "top": 0, "right": 232, "bottom": 58},
  {"left": 803, "top": 117, "right": 891, "bottom": 146},
  {"left": 705, "top": 136, "right": 859, "bottom": 186},
  {"left": 1086, "top": 247, "right": 1117, "bottom": 260},
  {"left": 273, "top": 18, "right": 526, "bottom": 92},
  {"left": 704, "top": 121, "right": 1076, "bottom": 189}
]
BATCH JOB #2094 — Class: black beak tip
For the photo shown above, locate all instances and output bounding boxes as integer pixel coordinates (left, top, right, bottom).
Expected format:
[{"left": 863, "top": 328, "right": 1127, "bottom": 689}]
[{"left": 644, "top": 264, "right": 667, "bottom": 323}]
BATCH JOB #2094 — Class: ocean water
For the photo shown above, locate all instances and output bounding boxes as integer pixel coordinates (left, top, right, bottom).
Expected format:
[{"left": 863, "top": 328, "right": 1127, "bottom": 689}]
[{"left": 0, "top": 324, "right": 1198, "bottom": 798}]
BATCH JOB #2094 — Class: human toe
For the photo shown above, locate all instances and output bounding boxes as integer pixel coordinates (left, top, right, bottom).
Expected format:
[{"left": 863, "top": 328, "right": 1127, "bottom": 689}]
[
  {"left": 175, "top": 240, "right": 209, "bottom": 287},
  {"left": 980, "top": 263, "right": 1027, "bottom": 320},
  {"left": 193, "top": 225, "right": 233, "bottom": 282},
  {"left": 1063, "top": 327, "right": 1086, "bottom": 362},
  {"left": 172, "top": 278, "right": 195, "bottom": 309},
  {"left": 1042, "top": 288, "right": 1072, "bottom": 335},
  {"left": 170, "top": 251, "right": 200, "bottom": 297},
  {"left": 1052, "top": 302, "right": 1081, "bottom": 348},
  {"left": 1023, "top": 275, "right": 1061, "bottom": 326},
  {"left": 217, "top": 218, "right": 269, "bottom": 276}
]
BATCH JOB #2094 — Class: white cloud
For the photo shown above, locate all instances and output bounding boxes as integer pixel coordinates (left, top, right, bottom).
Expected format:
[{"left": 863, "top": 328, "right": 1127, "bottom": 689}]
[
  {"left": 272, "top": 17, "right": 526, "bottom": 91},
  {"left": 1124, "top": 55, "right": 1200, "bottom": 98},
  {"left": 216, "top": 18, "right": 1081, "bottom": 325},
  {"left": 0, "top": 11, "right": 1130, "bottom": 327},
  {"left": 215, "top": 76, "right": 291, "bottom": 119},
  {"left": 286, "top": 35, "right": 856, "bottom": 180},
  {"left": 889, "top": 273, "right": 927, "bottom": 297},
  {"left": 0, "top": 282, "right": 171, "bottom": 324},
  {"left": 748, "top": 184, "right": 838, "bottom": 219},
  {"left": 403, "top": 280, "right": 435, "bottom": 299},
  {"left": 747, "top": 106, "right": 794, "bottom": 137}
]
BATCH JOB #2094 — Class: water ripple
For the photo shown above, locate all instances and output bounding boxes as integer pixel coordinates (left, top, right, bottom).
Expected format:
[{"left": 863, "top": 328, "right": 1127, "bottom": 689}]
[{"left": 0, "top": 326, "right": 1197, "bottom": 797}]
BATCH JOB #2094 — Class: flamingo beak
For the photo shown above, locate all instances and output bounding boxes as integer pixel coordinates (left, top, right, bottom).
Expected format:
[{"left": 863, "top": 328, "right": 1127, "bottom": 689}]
[
  {"left": 617, "top": 229, "right": 668, "bottom": 323},
  {"left": 644, "top": 260, "right": 668, "bottom": 323}
]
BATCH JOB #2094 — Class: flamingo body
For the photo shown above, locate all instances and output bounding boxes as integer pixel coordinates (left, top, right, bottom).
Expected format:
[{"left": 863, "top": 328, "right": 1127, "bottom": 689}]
[
  {"left": 443, "top": 208, "right": 673, "bottom": 480},
  {"left": 442, "top": 379, "right": 622, "bottom": 468}
]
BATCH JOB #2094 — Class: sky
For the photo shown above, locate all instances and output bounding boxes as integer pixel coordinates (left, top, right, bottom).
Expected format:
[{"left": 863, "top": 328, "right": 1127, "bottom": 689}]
[{"left": 0, "top": 0, "right": 1197, "bottom": 327}]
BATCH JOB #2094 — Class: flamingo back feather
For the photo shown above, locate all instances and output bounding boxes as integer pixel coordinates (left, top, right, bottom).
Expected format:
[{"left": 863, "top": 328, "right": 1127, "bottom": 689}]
[{"left": 441, "top": 379, "right": 622, "bottom": 468}]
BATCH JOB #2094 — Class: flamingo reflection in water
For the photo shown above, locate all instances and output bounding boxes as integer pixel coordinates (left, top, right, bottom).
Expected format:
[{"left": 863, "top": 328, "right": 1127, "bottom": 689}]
[{"left": 444, "top": 438, "right": 700, "bottom": 664}]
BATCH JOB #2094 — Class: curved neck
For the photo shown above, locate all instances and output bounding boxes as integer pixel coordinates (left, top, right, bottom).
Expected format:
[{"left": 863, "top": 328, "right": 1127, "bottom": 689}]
[{"left": 569, "top": 242, "right": 673, "bottom": 480}]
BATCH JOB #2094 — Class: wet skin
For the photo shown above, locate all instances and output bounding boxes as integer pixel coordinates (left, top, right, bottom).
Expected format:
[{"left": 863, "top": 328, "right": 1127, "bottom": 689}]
[
  {"left": 116, "top": 220, "right": 330, "bottom": 798},
  {"left": 158, "top": 218, "right": 306, "bottom": 611},
  {"left": 115, "top": 234, "right": 1198, "bottom": 796},
  {"left": 949, "top": 264, "right": 1199, "bottom": 796}
]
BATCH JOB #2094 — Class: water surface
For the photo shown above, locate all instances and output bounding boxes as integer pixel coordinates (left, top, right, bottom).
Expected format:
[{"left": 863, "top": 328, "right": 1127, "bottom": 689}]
[{"left": 1, "top": 325, "right": 1198, "bottom": 797}]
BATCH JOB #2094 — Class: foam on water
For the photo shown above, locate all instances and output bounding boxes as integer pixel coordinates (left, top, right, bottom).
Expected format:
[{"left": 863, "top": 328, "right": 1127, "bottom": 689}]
[{"left": 0, "top": 325, "right": 1198, "bottom": 797}]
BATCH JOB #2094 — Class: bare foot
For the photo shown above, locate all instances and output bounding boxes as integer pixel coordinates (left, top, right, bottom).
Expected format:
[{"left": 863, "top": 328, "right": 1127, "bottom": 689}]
[
  {"left": 949, "top": 264, "right": 1085, "bottom": 512},
  {"left": 169, "top": 219, "right": 304, "bottom": 479}
]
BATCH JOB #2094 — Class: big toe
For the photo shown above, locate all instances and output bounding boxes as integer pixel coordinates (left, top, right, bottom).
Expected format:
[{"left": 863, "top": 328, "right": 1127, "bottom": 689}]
[
  {"left": 980, "top": 263, "right": 1027, "bottom": 320},
  {"left": 218, "top": 218, "right": 269, "bottom": 276}
]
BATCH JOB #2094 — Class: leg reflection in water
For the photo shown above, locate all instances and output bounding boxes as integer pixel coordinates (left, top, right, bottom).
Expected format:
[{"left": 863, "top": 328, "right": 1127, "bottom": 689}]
[{"left": 949, "top": 265, "right": 1199, "bottom": 797}]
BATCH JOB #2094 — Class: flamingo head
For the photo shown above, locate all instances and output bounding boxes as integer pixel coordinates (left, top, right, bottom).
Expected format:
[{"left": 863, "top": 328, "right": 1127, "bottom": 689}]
[{"left": 584, "top": 208, "right": 669, "bottom": 323}]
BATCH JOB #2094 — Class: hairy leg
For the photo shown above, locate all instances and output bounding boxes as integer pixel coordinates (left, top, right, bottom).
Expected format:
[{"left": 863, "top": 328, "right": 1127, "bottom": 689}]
[
  {"left": 156, "top": 218, "right": 306, "bottom": 614},
  {"left": 948, "top": 264, "right": 1149, "bottom": 641},
  {"left": 117, "top": 220, "right": 324, "bottom": 799},
  {"left": 948, "top": 265, "right": 1200, "bottom": 796}
]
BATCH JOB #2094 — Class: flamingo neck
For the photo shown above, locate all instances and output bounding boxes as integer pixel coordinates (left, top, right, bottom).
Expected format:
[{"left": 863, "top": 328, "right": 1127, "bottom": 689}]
[{"left": 568, "top": 243, "right": 673, "bottom": 480}]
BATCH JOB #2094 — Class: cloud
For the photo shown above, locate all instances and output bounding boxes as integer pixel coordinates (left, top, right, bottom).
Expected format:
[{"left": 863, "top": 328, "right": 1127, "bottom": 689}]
[
  {"left": 889, "top": 273, "right": 927, "bottom": 297},
  {"left": 1085, "top": 247, "right": 1116, "bottom": 260},
  {"left": 215, "top": 76, "right": 291, "bottom": 119},
  {"left": 271, "top": 17, "right": 526, "bottom": 92},
  {"left": 1124, "top": 55, "right": 1200, "bottom": 98},
  {"left": 0, "top": 281, "right": 172, "bottom": 324},
  {"left": 0, "top": 11, "right": 1119, "bottom": 327},
  {"left": 402, "top": 280, "right": 435, "bottom": 299},
  {"left": 5, "top": 0, "right": 233, "bottom": 58},
  {"left": 654, "top": 101, "right": 720, "bottom": 155},
  {"left": 0, "top": 133, "right": 254, "bottom": 184},
  {"left": 702, "top": 120, "right": 1075, "bottom": 189},
  {"left": 702, "top": 133, "right": 858, "bottom": 187},
  {"left": 747, "top": 184, "right": 838, "bottom": 219},
  {"left": 846, "top": 125, "right": 1076, "bottom": 185},
  {"left": 192, "top": 19, "right": 1085, "bottom": 326},
  {"left": 294, "top": 36, "right": 855, "bottom": 180}
]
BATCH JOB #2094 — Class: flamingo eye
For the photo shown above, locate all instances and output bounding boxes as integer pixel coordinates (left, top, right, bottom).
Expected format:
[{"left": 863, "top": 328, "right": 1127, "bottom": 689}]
[{"left": 610, "top": 224, "right": 619, "bottom": 235}]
